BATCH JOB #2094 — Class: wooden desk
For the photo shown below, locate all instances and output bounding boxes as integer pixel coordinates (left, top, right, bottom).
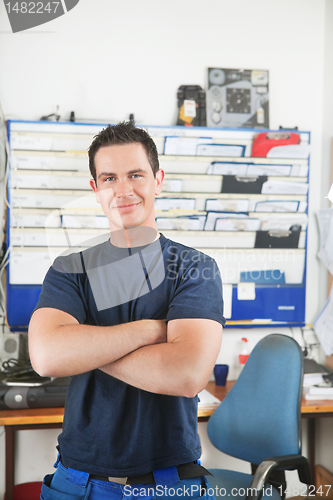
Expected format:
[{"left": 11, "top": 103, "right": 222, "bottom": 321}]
[{"left": 1, "top": 381, "right": 333, "bottom": 500}]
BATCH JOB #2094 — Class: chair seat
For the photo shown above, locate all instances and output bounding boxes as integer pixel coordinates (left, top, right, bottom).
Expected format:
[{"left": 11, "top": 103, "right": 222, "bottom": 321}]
[
  {"left": 207, "top": 469, "right": 280, "bottom": 500},
  {"left": 6, "top": 481, "right": 43, "bottom": 500}
]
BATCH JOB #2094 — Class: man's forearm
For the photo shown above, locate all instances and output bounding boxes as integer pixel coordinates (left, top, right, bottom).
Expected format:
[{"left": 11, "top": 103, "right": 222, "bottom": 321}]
[
  {"left": 100, "top": 343, "right": 200, "bottom": 397},
  {"left": 29, "top": 308, "right": 167, "bottom": 378},
  {"left": 100, "top": 320, "right": 222, "bottom": 397}
]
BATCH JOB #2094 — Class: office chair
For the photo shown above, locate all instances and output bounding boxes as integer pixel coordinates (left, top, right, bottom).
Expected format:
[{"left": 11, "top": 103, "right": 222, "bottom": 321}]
[{"left": 207, "top": 334, "right": 312, "bottom": 500}]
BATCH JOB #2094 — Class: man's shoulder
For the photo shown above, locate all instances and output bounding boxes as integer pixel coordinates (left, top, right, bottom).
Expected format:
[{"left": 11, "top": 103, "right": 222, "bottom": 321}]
[
  {"left": 162, "top": 235, "right": 215, "bottom": 265},
  {"left": 52, "top": 238, "right": 109, "bottom": 275}
]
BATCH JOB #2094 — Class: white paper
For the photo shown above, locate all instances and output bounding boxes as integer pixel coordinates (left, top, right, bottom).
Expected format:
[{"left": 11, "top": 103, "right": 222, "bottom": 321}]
[
  {"left": 11, "top": 152, "right": 88, "bottom": 171},
  {"left": 313, "top": 284, "right": 333, "bottom": 356},
  {"left": 164, "top": 231, "right": 255, "bottom": 250},
  {"left": 205, "top": 212, "right": 248, "bottom": 231},
  {"left": 260, "top": 214, "right": 308, "bottom": 231},
  {"left": 215, "top": 217, "right": 261, "bottom": 232},
  {"left": 10, "top": 171, "right": 89, "bottom": 190},
  {"left": 205, "top": 198, "right": 249, "bottom": 213},
  {"left": 267, "top": 144, "right": 311, "bottom": 159},
  {"left": 62, "top": 215, "right": 109, "bottom": 229},
  {"left": 161, "top": 179, "right": 183, "bottom": 192},
  {"left": 254, "top": 200, "right": 299, "bottom": 213},
  {"left": 184, "top": 100, "right": 196, "bottom": 118},
  {"left": 261, "top": 180, "right": 308, "bottom": 195},
  {"left": 237, "top": 282, "right": 256, "bottom": 300},
  {"left": 10, "top": 211, "right": 61, "bottom": 228},
  {"left": 196, "top": 144, "right": 244, "bottom": 157},
  {"left": 303, "top": 373, "right": 327, "bottom": 387},
  {"left": 306, "top": 385, "right": 333, "bottom": 395},
  {"left": 207, "top": 163, "right": 248, "bottom": 175},
  {"left": 290, "top": 165, "right": 309, "bottom": 177},
  {"left": 10, "top": 191, "right": 97, "bottom": 209},
  {"left": 222, "top": 284, "right": 232, "bottom": 319},
  {"left": 10, "top": 249, "right": 53, "bottom": 284},
  {"left": 11, "top": 228, "right": 107, "bottom": 248},
  {"left": 164, "top": 137, "right": 212, "bottom": 156},
  {"left": 161, "top": 160, "right": 210, "bottom": 175},
  {"left": 316, "top": 208, "right": 333, "bottom": 275},
  {"left": 197, "top": 389, "right": 220, "bottom": 407},
  {"left": 298, "top": 201, "right": 308, "bottom": 213},
  {"left": 247, "top": 164, "right": 292, "bottom": 177},
  {"left": 155, "top": 198, "right": 196, "bottom": 211},
  {"left": 156, "top": 216, "right": 205, "bottom": 231},
  {"left": 304, "top": 393, "right": 333, "bottom": 400},
  {"left": 11, "top": 134, "right": 53, "bottom": 150}
]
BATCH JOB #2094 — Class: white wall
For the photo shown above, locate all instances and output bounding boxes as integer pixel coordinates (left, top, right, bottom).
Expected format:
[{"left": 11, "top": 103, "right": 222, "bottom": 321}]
[{"left": 0, "top": 0, "right": 332, "bottom": 496}]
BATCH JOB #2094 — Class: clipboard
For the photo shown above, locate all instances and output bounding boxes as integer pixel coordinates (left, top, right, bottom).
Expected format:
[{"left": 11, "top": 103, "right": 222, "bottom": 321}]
[
  {"left": 221, "top": 175, "right": 268, "bottom": 194},
  {"left": 254, "top": 226, "right": 301, "bottom": 248}
]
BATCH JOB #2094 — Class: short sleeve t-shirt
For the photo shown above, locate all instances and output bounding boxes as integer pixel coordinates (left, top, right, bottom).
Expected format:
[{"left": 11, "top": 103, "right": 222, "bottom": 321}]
[{"left": 35, "top": 233, "right": 225, "bottom": 477}]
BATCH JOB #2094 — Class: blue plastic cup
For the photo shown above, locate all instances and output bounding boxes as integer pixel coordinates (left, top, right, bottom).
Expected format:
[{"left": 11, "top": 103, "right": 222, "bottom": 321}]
[{"left": 214, "top": 364, "right": 229, "bottom": 386}]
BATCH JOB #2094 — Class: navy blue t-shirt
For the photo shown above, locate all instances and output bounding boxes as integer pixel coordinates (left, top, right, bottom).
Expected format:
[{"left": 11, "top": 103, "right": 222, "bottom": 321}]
[{"left": 35, "top": 233, "right": 225, "bottom": 477}]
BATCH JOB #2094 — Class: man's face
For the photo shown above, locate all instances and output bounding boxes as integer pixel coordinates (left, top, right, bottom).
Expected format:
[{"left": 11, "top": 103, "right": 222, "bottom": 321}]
[{"left": 90, "top": 142, "right": 164, "bottom": 232}]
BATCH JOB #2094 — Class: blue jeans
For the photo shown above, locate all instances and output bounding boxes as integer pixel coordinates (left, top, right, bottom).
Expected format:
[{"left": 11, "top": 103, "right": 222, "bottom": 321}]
[{"left": 40, "top": 455, "right": 216, "bottom": 500}]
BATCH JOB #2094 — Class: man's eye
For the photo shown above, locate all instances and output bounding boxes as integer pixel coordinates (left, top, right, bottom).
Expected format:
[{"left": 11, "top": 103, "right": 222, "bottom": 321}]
[
  {"left": 104, "top": 177, "right": 115, "bottom": 182},
  {"left": 131, "top": 174, "right": 142, "bottom": 179}
]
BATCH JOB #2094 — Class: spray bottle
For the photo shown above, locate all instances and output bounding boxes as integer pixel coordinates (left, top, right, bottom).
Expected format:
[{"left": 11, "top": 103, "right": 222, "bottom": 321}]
[{"left": 238, "top": 337, "right": 249, "bottom": 373}]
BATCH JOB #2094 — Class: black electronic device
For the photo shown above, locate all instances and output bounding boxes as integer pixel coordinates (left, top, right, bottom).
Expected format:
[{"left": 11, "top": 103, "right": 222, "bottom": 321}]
[
  {"left": 177, "top": 85, "right": 206, "bottom": 127},
  {"left": 0, "top": 373, "right": 70, "bottom": 410}
]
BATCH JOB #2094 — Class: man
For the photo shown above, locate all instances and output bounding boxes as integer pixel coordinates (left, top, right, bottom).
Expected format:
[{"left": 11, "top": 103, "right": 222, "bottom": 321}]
[{"left": 29, "top": 121, "right": 225, "bottom": 500}]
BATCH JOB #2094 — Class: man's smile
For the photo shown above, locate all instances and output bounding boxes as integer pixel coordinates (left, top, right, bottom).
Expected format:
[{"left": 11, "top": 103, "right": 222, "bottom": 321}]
[{"left": 112, "top": 201, "right": 142, "bottom": 213}]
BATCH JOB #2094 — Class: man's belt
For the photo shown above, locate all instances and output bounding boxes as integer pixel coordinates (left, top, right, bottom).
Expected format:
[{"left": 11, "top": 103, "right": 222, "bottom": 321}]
[
  {"left": 61, "top": 459, "right": 211, "bottom": 485},
  {"left": 93, "top": 462, "right": 212, "bottom": 485}
]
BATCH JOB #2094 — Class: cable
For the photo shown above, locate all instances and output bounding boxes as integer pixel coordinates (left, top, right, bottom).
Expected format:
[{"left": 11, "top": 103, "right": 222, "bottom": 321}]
[
  {"left": 301, "top": 327, "right": 321, "bottom": 359},
  {"left": 0, "top": 99, "right": 10, "bottom": 319},
  {"left": 1, "top": 356, "right": 51, "bottom": 385},
  {"left": 0, "top": 257, "right": 10, "bottom": 319},
  {"left": 1, "top": 357, "right": 32, "bottom": 374}
]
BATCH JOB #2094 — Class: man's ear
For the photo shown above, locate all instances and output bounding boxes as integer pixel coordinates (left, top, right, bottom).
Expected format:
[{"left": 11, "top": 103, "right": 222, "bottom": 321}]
[
  {"left": 90, "top": 178, "right": 100, "bottom": 203},
  {"left": 155, "top": 169, "right": 164, "bottom": 196}
]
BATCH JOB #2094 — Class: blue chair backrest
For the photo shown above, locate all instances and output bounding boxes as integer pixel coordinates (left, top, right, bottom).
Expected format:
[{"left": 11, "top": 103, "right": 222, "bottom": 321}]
[{"left": 207, "top": 334, "right": 303, "bottom": 465}]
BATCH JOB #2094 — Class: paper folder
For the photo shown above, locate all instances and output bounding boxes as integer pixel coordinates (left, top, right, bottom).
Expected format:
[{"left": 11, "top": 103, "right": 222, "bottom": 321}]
[
  {"left": 156, "top": 216, "right": 206, "bottom": 231},
  {"left": 205, "top": 198, "right": 250, "bottom": 213},
  {"left": 154, "top": 198, "right": 196, "bottom": 211},
  {"left": 254, "top": 200, "right": 300, "bottom": 212},
  {"left": 11, "top": 170, "right": 90, "bottom": 190},
  {"left": 215, "top": 217, "right": 261, "bottom": 232},
  {"left": 196, "top": 144, "right": 246, "bottom": 157},
  {"left": 11, "top": 151, "right": 88, "bottom": 171},
  {"left": 207, "top": 162, "right": 248, "bottom": 175}
]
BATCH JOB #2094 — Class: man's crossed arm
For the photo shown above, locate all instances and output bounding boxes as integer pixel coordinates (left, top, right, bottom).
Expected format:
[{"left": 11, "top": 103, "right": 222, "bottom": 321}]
[{"left": 29, "top": 308, "right": 222, "bottom": 398}]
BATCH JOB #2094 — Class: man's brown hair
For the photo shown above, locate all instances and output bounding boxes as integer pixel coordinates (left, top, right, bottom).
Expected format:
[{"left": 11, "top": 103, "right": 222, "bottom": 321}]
[{"left": 88, "top": 121, "right": 160, "bottom": 182}]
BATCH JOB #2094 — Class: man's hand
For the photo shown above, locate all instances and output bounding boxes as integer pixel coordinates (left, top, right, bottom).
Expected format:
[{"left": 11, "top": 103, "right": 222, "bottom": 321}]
[
  {"left": 29, "top": 308, "right": 167, "bottom": 378},
  {"left": 142, "top": 319, "right": 167, "bottom": 346}
]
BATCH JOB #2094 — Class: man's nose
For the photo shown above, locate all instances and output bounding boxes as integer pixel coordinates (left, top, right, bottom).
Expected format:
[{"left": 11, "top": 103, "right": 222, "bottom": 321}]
[{"left": 114, "top": 179, "right": 133, "bottom": 198}]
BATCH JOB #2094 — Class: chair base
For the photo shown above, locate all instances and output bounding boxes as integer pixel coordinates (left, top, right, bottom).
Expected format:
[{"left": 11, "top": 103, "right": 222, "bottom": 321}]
[{"left": 208, "top": 469, "right": 280, "bottom": 500}]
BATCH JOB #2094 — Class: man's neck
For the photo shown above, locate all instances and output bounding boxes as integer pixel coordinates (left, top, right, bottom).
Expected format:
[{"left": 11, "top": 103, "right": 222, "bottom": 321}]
[{"left": 110, "top": 227, "right": 160, "bottom": 248}]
